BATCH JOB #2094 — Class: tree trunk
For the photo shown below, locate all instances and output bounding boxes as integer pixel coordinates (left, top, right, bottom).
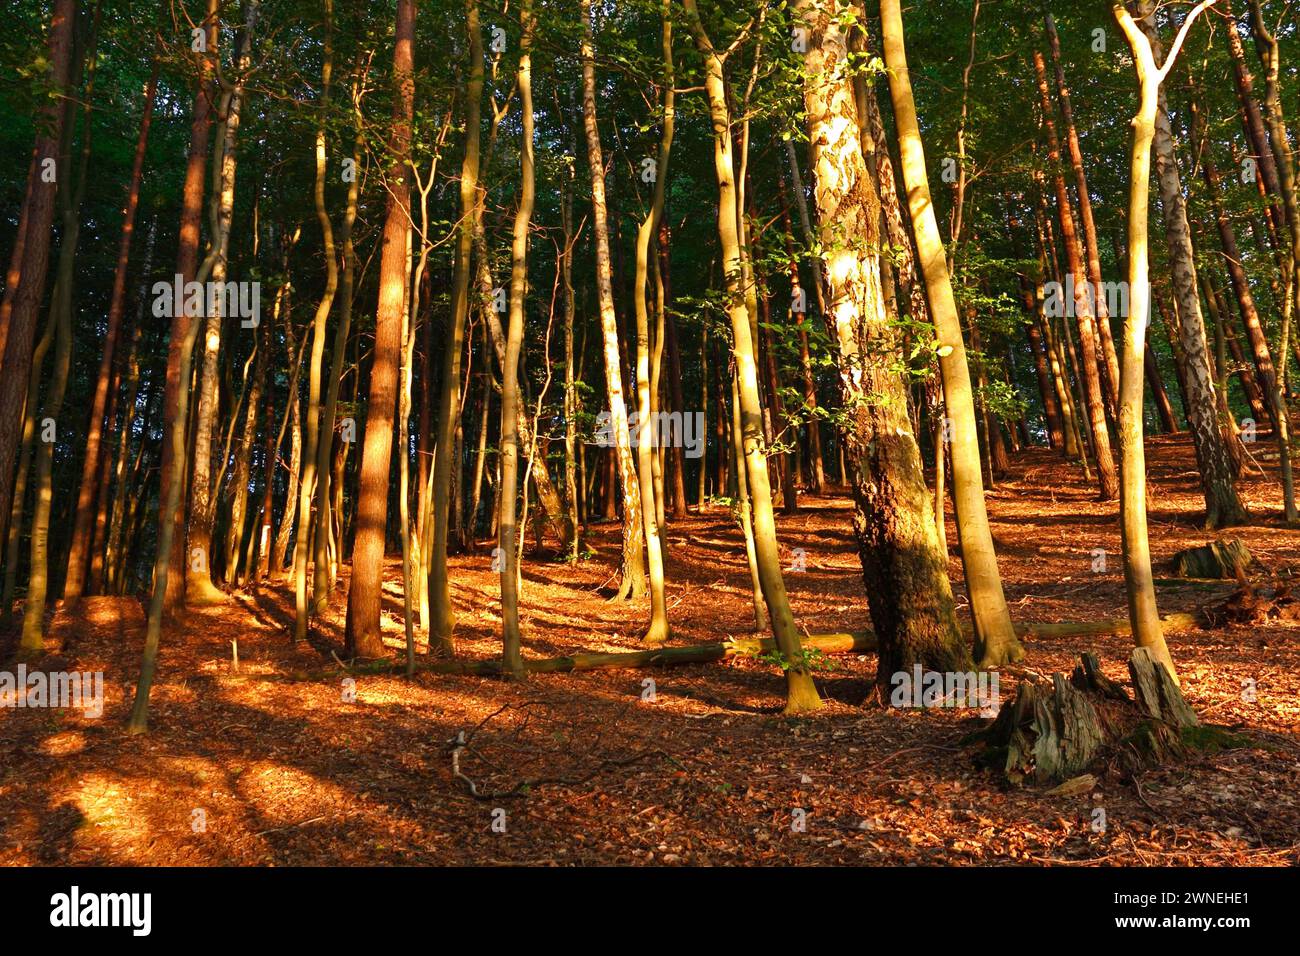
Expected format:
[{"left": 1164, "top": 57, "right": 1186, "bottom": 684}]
[
  {"left": 343, "top": 0, "right": 415, "bottom": 659},
  {"left": 1033, "top": 49, "right": 1119, "bottom": 499},
  {"left": 630, "top": 2, "right": 674, "bottom": 644},
  {"left": 1138, "top": 2, "right": 1248, "bottom": 528},
  {"left": 686, "top": 0, "right": 821, "bottom": 713},
  {"left": 63, "top": 55, "right": 158, "bottom": 602},
  {"left": 581, "top": 0, "right": 646, "bottom": 603},
  {"left": 294, "top": 2, "right": 340, "bottom": 641},
  {"left": 498, "top": 1, "right": 537, "bottom": 678},
  {"left": 1113, "top": 0, "right": 1209, "bottom": 681},
  {"left": 0, "top": 0, "right": 77, "bottom": 581},
  {"left": 189, "top": 3, "right": 257, "bottom": 605},
  {"left": 798, "top": 0, "right": 970, "bottom": 685},
  {"left": 1045, "top": 12, "right": 1122, "bottom": 415},
  {"left": 880, "top": 0, "right": 1023, "bottom": 667}
]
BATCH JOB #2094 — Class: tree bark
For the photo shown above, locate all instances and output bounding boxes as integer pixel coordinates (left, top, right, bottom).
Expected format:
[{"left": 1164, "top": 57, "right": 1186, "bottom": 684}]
[
  {"left": 63, "top": 55, "right": 158, "bottom": 602},
  {"left": 880, "top": 0, "right": 1023, "bottom": 666},
  {"left": 1033, "top": 49, "right": 1119, "bottom": 499},
  {"left": 1138, "top": 1, "right": 1248, "bottom": 528},
  {"left": 343, "top": 0, "right": 415, "bottom": 659},
  {"left": 582, "top": 0, "right": 646, "bottom": 602},
  {"left": 687, "top": 0, "right": 821, "bottom": 713},
  {"left": 798, "top": 0, "right": 970, "bottom": 685}
]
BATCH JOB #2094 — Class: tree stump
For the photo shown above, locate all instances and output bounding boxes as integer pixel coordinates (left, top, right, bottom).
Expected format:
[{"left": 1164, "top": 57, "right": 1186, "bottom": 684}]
[
  {"left": 1171, "top": 538, "right": 1252, "bottom": 579},
  {"left": 972, "top": 648, "right": 1232, "bottom": 786}
]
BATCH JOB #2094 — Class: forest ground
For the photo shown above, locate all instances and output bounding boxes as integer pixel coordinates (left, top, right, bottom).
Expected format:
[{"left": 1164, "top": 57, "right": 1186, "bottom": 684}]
[{"left": 2, "top": 434, "right": 1298, "bottom": 866}]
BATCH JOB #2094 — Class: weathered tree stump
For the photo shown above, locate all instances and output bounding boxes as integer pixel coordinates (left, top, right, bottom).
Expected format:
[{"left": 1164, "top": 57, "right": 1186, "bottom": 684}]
[
  {"left": 972, "top": 648, "right": 1238, "bottom": 786},
  {"left": 1171, "top": 538, "right": 1252, "bottom": 579}
]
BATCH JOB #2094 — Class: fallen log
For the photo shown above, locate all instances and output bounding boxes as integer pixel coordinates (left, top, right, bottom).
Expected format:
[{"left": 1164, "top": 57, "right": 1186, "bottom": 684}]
[{"left": 267, "top": 612, "right": 1200, "bottom": 682}]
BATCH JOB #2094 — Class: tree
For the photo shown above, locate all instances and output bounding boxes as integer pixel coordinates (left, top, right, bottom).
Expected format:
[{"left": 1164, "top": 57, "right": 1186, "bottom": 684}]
[
  {"left": 1113, "top": 0, "right": 1220, "bottom": 683},
  {"left": 685, "top": 0, "right": 822, "bottom": 714},
  {"left": 879, "top": 0, "right": 1023, "bottom": 668},
  {"left": 343, "top": 0, "right": 416, "bottom": 659},
  {"left": 796, "top": 0, "right": 969, "bottom": 684}
]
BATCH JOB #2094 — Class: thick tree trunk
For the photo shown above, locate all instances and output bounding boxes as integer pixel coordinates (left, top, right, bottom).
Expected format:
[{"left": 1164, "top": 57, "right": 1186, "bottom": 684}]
[
  {"left": 0, "top": 0, "right": 77, "bottom": 580},
  {"left": 798, "top": 0, "right": 969, "bottom": 685}
]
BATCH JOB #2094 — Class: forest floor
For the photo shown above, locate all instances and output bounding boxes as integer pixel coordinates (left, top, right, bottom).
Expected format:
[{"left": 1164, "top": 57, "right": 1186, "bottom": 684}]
[{"left": 2, "top": 433, "right": 1299, "bottom": 866}]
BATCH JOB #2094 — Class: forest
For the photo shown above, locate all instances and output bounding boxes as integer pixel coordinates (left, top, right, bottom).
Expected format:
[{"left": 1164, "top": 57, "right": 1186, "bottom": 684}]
[{"left": 0, "top": 0, "right": 1297, "bottom": 874}]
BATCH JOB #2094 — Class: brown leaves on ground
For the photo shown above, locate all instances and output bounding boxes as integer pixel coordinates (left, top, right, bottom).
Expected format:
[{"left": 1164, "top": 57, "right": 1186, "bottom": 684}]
[{"left": 0, "top": 433, "right": 1297, "bottom": 866}]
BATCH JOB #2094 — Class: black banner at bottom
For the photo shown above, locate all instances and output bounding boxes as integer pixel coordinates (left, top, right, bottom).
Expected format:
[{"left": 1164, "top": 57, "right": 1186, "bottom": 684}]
[{"left": 0, "top": 865, "right": 1284, "bottom": 942}]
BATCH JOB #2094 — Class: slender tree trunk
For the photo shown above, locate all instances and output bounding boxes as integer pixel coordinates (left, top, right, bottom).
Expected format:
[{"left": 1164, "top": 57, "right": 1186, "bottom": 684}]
[
  {"left": 1145, "top": 342, "right": 1180, "bottom": 433},
  {"left": 498, "top": 1, "right": 538, "bottom": 677},
  {"left": 1034, "top": 49, "right": 1119, "bottom": 500},
  {"left": 189, "top": 2, "right": 257, "bottom": 604},
  {"left": 1138, "top": 1, "right": 1248, "bottom": 528},
  {"left": 1045, "top": 13, "right": 1122, "bottom": 415},
  {"left": 1195, "top": 103, "right": 1279, "bottom": 424},
  {"left": 630, "top": 2, "right": 674, "bottom": 643},
  {"left": 314, "top": 124, "right": 362, "bottom": 611},
  {"left": 63, "top": 55, "right": 158, "bottom": 602},
  {"left": 686, "top": 0, "right": 821, "bottom": 713},
  {"left": 426, "top": 0, "right": 482, "bottom": 654},
  {"left": 294, "top": 2, "right": 340, "bottom": 641},
  {"left": 1112, "top": 0, "right": 1216, "bottom": 682},
  {"left": 582, "top": 0, "right": 646, "bottom": 602},
  {"left": 343, "top": 0, "right": 415, "bottom": 659},
  {"left": 880, "top": 0, "right": 1022, "bottom": 667}
]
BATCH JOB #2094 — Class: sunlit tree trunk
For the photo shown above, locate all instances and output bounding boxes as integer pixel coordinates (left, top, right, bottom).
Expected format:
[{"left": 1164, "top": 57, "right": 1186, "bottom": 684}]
[
  {"left": 581, "top": 0, "right": 646, "bottom": 602},
  {"left": 498, "top": 0, "right": 537, "bottom": 678},
  {"left": 343, "top": 0, "right": 415, "bottom": 659},
  {"left": 798, "top": 0, "right": 969, "bottom": 684},
  {"left": 427, "top": 0, "right": 483, "bottom": 654},
  {"left": 64, "top": 55, "right": 158, "bottom": 602},
  {"left": 315, "top": 120, "right": 362, "bottom": 608},
  {"left": 1045, "top": 13, "right": 1122, "bottom": 415},
  {"left": 630, "top": 1, "right": 674, "bottom": 644},
  {"left": 880, "top": 0, "right": 1022, "bottom": 667},
  {"left": 686, "top": 0, "right": 821, "bottom": 712},
  {"left": 1112, "top": 0, "right": 1217, "bottom": 682},
  {"left": 190, "top": 1, "right": 257, "bottom": 605},
  {"left": 1033, "top": 49, "right": 1119, "bottom": 500},
  {"left": 294, "top": 0, "right": 340, "bottom": 641},
  {"left": 1137, "top": 1, "right": 1247, "bottom": 528}
]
